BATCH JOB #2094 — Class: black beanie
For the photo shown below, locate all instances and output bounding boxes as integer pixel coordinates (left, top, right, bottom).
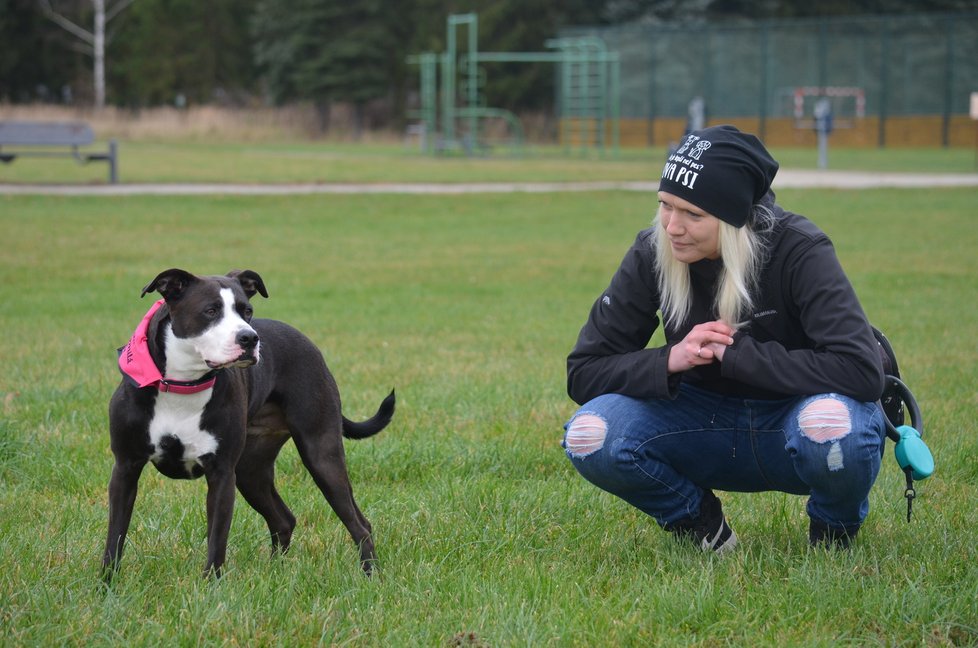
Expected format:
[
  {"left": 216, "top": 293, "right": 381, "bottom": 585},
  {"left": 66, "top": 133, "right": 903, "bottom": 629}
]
[{"left": 658, "top": 125, "right": 779, "bottom": 228}]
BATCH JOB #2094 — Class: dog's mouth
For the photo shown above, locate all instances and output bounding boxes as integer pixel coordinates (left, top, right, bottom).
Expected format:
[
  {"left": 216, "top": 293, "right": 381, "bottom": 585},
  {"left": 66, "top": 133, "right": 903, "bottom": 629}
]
[{"left": 206, "top": 353, "right": 258, "bottom": 369}]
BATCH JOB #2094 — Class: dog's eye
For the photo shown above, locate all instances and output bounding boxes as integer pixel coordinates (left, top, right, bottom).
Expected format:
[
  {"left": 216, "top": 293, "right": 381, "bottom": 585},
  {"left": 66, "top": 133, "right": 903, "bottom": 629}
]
[
  {"left": 242, "top": 307, "right": 253, "bottom": 320},
  {"left": 204, "top": 307, "right": 219, "bottom": 317}
]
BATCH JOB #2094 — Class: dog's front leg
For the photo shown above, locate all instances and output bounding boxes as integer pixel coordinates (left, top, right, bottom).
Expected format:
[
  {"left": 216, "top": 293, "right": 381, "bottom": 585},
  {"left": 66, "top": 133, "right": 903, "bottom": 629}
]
[
  {"left": 203, "top": 465, "right": 237, "bottom": 577},
  {"left": 101, "top": 458, "right": 146, "bottom": 583}
]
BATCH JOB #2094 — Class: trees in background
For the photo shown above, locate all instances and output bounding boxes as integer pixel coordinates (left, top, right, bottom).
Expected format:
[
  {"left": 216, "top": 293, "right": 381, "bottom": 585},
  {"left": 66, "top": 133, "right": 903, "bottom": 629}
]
[
  {"left": 39, "top": 0, "right": 136, "bottom": 108},
  {"left": 1, "top": 0, "right": 973, "bottom": 128},
  {"left": 1, "top": 0, "right": 86, "bottom": 103},
  {"left": 110, "top": 0, "right": 257, "bottom": 107},
  {"left": 252, "top": 0, "right": 390, "bottom": 134}
]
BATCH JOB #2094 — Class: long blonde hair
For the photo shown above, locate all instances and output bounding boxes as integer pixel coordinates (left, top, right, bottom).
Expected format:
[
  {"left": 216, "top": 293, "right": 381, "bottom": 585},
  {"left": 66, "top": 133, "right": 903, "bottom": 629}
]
[{"left": 653, "top": 203, "right": 775, "bottom": 330}]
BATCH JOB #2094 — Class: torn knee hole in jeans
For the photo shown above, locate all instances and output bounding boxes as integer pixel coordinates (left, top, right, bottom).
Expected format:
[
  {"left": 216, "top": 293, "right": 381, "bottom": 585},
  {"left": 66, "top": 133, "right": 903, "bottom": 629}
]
[
  {"left": 565, "top": 413, "right": 607, "bottom": 458},
  {"left": 798, "top": 398, "right": 852, "bottom": 442},
  {"left": 798, "top": 397, "right": 851, "bottom": 471}
]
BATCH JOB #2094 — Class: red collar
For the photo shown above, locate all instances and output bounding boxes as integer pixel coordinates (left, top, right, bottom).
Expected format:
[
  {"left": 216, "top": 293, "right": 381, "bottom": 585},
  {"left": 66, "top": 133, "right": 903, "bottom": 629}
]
[
  {"left": 118, "top": 299, "right": 218, "bottom": 395},
  {"left": 155, "top": 374, "right": 218, "bottom": 394}
]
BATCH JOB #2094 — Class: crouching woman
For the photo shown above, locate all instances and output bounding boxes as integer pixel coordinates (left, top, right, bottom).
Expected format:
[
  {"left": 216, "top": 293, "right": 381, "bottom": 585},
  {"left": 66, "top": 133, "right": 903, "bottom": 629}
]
[{"left": 563, "top": 125, "right": 885, "bottom": 553}]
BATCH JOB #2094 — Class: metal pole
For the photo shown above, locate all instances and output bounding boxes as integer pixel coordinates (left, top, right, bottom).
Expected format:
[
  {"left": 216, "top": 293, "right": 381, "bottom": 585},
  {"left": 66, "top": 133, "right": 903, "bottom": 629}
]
[
  {"left": 443, "top": 40, "right": 455, "bottom": 147},
  {"left": 108, "top": 139, "right": 117, "bottom": 183},
  {"left": 469, "top": 15, "right": 479, "bottom": 147},
  {"left": 421, "top": 53, "right": 437, "bottom": 152},
  {"left": 759, "top": 22, "right": 769, "bottom": 141},
  {"left": 596, "top": 43, "right": 606, "bottom": 152},
  {"left": 878, "top": 17, "right": 889, "bottom": 148},
  {"left": 562, "top": 47, "right": 572, "bottom": 153},
  {"left": 576, "top": 40, "right": 586, "bottom": 152},
  {"left": 611, "top": 52, "right": 620, "bottom": 156},
  {"left": 942, "top": 15, "right": 953, "bottom": 148},
  {"left": 647, "top": 36, "right": 656, "bottom": 147}
]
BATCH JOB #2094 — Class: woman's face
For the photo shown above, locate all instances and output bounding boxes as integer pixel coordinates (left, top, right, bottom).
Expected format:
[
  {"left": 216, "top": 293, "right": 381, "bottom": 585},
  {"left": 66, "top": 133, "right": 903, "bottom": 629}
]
[{"left": 657, "top": 191, "right": 721, "bottom": 263}]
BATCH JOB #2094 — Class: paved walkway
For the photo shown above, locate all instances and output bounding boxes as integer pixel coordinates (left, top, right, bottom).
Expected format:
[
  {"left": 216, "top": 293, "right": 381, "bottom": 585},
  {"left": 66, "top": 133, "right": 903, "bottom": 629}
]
[{"left": 1, "top": 169, "right": 976, "bottom": 195}]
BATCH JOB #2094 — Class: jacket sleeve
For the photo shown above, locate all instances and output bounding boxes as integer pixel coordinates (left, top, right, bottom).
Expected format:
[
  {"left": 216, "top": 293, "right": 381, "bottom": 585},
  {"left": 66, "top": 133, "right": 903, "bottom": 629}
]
[
  {"left": 566, "top": 232, "right": 679, "bottom": 406},
  {"left": 721, "top": 235, "right": 884, "bottom": 402}
]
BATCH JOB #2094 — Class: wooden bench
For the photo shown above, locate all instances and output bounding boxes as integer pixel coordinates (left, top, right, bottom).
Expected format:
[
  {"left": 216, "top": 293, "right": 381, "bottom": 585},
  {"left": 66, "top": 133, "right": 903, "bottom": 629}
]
[{"left": 0, "top": 121, "right": 118, "bottom": 183}]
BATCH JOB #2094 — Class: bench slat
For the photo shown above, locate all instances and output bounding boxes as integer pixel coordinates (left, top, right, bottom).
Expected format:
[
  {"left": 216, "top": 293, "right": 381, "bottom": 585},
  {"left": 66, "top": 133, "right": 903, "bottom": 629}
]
[{"left": 0, "top": 121, "right": 95, "bottom": 146}]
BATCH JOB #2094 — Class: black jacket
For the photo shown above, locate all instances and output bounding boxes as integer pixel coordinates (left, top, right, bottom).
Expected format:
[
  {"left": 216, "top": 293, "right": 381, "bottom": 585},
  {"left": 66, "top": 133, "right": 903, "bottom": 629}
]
[{"left": 567, "top": 205, "right": 884, "bottom": 405}]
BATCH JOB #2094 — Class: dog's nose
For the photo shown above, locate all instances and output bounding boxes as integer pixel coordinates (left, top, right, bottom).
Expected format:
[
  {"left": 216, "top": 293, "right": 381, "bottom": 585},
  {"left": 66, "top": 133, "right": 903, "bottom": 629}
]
[{"left": 236, "top": 330, "right": 259, "bottom": 350}]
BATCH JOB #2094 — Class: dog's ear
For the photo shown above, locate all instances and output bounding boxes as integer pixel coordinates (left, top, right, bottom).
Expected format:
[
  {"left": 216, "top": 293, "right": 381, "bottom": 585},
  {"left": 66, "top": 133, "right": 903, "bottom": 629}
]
[
  {"left": 141, "top": 268, "right": 197, "bottom": 300},
  {"left": 227, "top": 269, "right": 268, "bottom": 300}
]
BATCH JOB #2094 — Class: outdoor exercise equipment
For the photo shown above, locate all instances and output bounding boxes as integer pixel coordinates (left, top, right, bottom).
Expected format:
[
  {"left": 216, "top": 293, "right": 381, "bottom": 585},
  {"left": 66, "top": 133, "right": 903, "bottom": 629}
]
[{"left": 407, "top": 13, "right": 620, "bottom": 156}]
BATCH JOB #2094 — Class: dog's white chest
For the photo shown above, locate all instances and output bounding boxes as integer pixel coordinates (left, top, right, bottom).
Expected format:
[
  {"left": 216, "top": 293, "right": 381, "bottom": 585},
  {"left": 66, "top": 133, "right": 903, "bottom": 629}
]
[{"left": 149, "top": 391, "right": 218, "bottom": 477}]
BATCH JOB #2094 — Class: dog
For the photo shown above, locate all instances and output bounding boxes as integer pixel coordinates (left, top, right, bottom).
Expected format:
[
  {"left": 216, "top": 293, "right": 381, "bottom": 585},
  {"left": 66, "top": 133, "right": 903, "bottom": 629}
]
[{"left": 102, "top": 268, "right": 394, "bottom": 580}]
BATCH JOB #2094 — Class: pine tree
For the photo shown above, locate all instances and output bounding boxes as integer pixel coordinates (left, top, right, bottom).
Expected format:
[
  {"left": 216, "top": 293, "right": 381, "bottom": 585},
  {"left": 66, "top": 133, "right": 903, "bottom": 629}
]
[{"left": 253, "top": 0, "right": 390, "bottom": 136}]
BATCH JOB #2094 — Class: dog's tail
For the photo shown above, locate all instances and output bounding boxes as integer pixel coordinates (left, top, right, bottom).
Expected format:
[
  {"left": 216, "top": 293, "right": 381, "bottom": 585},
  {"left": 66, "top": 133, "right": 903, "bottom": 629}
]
[{"left": 342, "top": 389, "right": 396, "bottom": 440}]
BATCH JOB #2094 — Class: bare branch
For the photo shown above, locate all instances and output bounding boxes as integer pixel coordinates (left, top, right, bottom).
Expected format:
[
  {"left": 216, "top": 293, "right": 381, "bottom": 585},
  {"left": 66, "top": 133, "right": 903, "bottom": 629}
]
[
  {"left": 106, "top": 0, "right": 138, "bottom": 23},
  {"left": 38, "top": 0, "right": 95, "bottom": 45},
  {"left": 38, "top": 0, "right": 138, "bottom": 109}
]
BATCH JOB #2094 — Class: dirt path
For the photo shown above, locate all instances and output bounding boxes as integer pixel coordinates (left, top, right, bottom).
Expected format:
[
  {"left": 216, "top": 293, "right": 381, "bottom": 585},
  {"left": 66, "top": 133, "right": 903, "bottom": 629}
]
[{"left": 1, "top": 169, "right": 976, "bottom": 195}]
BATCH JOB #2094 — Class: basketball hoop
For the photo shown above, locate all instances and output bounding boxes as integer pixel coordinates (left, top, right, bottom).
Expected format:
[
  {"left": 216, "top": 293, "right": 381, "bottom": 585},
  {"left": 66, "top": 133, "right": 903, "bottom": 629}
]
[
  {"left": 786, "top": 87, "right": 866, "bottom": 169},
  {"left": 792, "top": 86, "right": 865, "bottom": 130}
]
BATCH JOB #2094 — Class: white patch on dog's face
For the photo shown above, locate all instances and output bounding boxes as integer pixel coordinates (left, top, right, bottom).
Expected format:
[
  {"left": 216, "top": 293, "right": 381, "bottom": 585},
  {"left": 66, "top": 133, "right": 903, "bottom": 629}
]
[
  {"left": 193, "top": 288, "right": 259, "bottom": 368},
  {"left": 163, "top": 327, "right": 211, "bottom": 379},
  {"left": 165, "top": 288, "right": 259, "bottom": 377}
]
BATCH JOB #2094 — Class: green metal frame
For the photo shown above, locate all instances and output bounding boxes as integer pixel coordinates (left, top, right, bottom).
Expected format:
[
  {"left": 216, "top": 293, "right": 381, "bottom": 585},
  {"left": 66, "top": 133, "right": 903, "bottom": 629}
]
[
  {"left": 408, "top": 13, "right": 620, "bottom": 156},
  {"left": 545, "top": 36, "right": 620, "bottom": 155}
]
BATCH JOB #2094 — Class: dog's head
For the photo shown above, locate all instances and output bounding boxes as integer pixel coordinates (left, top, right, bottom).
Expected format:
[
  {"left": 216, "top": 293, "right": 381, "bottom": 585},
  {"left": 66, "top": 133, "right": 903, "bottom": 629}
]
[{"left": 142, "top": 268, "right": 268, "bottom": 370}]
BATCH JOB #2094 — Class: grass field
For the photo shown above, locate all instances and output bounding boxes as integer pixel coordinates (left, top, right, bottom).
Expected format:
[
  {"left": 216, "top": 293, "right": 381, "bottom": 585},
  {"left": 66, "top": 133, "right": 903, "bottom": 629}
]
[
  {"left": 1, "top": 138, "right": 976, "bottom": 185},
  {"left": 1, "top": 168, "right": 977, "bottom": 645}
]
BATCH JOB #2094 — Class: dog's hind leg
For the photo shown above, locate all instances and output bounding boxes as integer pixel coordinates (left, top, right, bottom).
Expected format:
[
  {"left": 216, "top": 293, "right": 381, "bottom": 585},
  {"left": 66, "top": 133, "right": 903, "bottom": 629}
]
[
  {"left": 291, "top": 430, "right": 378, "bottom": 574},
  {"left": 236, "top": 434, "right": 297, "bottom": 552}
]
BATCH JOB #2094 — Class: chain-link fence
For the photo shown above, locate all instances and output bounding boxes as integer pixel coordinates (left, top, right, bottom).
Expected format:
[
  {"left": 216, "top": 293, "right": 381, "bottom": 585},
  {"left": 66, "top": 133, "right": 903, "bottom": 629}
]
[{"left": 562, "top": 12, "right": 978, "bottom": 148}]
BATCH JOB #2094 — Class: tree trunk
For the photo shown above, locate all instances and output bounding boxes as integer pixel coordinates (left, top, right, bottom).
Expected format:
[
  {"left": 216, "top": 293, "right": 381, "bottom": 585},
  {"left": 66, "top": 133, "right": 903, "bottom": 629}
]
[
  {"left": 93, "top": 0, "right": 105, "bottom": 108},
  {"left": 353, "top": 103, "right": 365, "bottom": 140}
]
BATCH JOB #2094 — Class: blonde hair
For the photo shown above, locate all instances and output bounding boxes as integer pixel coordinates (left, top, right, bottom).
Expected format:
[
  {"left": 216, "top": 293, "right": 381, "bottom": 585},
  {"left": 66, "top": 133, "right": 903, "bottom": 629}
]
[{"left": 653, "top": 203, "right": 775, "bottom": 330}]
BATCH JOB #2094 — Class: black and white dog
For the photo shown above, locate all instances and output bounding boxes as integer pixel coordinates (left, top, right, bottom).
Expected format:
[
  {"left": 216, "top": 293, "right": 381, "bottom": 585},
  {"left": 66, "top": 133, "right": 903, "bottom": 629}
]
[{"left": 103, "top": 268, "right": 394, "bottom": 579}]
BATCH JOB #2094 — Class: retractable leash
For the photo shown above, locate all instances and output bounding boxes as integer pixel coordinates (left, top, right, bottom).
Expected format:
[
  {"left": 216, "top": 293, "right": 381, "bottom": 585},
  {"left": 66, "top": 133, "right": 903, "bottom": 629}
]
[{"left": 874, "top": 328, "right": 935, "bottom": 523}]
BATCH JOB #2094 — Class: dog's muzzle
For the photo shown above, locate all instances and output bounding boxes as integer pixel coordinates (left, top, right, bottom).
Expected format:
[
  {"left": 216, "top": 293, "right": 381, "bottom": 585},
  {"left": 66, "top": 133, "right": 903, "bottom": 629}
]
[{"left": 206, "top": 330, "right": 260, "bottom": 369}]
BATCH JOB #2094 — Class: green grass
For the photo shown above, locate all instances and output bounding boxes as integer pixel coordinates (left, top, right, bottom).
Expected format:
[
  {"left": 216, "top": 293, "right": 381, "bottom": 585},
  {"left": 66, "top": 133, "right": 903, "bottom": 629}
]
[
  {"left": 1, "top": 187, "right": 977, "bottom": 646},
  {"left": 0, "top": 139, "right": 975, "bottom": 184}
]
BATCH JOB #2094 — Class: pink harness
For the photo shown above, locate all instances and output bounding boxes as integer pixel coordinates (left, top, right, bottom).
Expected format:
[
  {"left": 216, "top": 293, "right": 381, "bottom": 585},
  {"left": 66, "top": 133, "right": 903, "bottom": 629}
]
[{"left": 118, "top": 299, "right": 216, "bottom": 394}]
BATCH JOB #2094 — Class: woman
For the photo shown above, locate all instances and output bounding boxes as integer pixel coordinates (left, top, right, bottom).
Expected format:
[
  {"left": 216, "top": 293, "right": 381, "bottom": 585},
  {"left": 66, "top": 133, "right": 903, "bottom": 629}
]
[{"left": 564, "top": 125, "right": 885, "bottom": 553}]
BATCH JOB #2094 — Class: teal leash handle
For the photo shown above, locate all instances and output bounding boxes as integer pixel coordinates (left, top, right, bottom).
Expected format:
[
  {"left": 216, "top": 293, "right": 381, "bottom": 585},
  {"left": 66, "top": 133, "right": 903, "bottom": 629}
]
[{"left": 894, "top": 424, "right": 934, "bottom": 481}]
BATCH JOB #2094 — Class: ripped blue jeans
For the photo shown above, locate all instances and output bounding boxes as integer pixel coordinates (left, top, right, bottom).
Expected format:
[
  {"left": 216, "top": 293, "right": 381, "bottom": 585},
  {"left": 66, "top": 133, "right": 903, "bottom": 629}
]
[{"left": 563, "top": 384, "right": 885, "bottom": 533}]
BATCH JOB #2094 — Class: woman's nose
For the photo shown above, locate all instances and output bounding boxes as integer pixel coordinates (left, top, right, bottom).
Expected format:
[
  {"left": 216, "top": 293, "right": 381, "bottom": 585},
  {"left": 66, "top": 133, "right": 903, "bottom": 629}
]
[{"left": 665, "top": 215, "right": 683, "bottom": 234}]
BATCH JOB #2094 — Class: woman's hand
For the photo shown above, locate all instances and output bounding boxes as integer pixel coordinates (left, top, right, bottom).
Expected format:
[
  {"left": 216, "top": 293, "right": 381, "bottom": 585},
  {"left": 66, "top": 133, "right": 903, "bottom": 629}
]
[{"left": 667, "top": 320, "right": 736, "bottom": 373}]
